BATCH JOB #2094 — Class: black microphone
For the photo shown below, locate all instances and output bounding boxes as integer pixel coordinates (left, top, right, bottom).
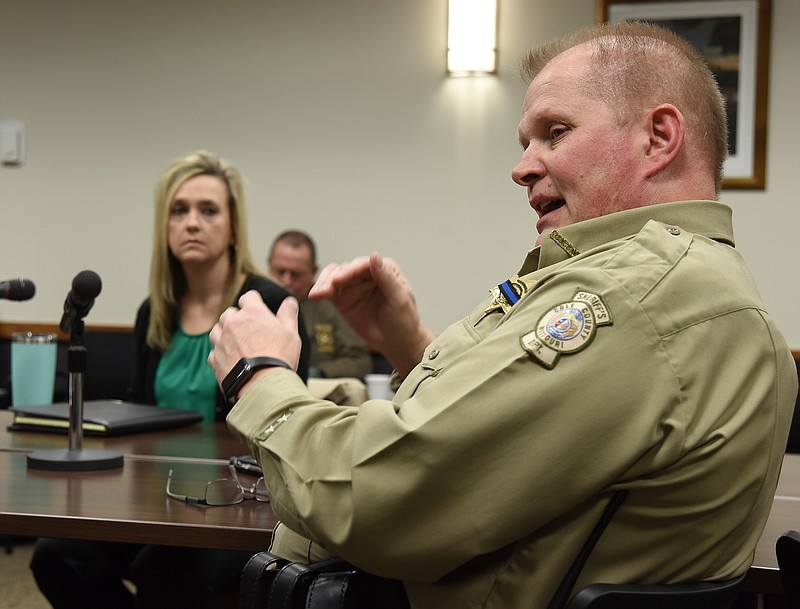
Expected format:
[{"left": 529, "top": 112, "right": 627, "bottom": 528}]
[
  {"left": 0, "top": 278, "right": 36, "bottom": 301},
  {"left": 59, "top": 270, "right": 102, "bottom": 333}
]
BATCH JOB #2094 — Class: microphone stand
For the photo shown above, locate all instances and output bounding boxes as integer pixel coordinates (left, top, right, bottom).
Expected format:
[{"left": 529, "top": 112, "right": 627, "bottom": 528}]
[{"left": 27, "top": 319, "right": 123, "bottom": 471}]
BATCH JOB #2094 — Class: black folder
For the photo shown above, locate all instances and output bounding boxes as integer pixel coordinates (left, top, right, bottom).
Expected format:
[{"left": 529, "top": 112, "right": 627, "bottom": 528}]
[{"left": 7, "top": 400, "right": 204, "bottom": 436}]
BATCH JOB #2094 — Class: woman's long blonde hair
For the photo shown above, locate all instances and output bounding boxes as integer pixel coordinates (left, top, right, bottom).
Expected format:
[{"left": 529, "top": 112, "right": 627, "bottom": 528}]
[{"left": 147, "top": 150, "right": 260, "bottom": 351}]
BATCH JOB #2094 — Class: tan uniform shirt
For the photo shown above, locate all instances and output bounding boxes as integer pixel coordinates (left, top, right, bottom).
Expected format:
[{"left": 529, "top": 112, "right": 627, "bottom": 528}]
[
  {"left": 228, "top": 201, "right": 796, "bottom": 609},
  {"left": 300, "top": 298, "right": 372, "bottom": 380}
]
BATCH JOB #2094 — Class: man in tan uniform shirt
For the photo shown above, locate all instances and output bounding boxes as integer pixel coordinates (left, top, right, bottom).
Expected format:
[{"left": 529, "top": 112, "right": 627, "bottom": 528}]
[{"left": 209, "top": 22, "right": 796, "bottom": 609}]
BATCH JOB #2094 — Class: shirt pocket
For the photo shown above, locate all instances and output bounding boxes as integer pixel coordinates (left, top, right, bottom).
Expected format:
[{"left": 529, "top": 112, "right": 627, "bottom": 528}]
[{"left": 394, "top": 318, "right": 482, "bottom": 403}]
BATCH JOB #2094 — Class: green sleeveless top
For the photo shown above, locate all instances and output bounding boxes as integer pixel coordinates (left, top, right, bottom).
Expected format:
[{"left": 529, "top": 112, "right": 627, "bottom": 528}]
[{"left": 154, "top": 324, "right": 217, "bottom": 422}]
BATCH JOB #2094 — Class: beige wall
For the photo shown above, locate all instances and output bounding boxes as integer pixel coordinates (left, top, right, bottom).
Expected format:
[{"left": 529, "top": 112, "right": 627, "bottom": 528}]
[{"left": 1, "top": 0, "right": 798, "bottom": 347}]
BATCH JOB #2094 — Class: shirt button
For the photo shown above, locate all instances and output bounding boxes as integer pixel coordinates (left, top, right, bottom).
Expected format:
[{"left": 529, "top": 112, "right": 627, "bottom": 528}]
[
  {"left": 428, "top": 349, "right": 440, "bottom": 360},
  {"left": 667, "top": 227, "right": 681, "bottom": 236}
]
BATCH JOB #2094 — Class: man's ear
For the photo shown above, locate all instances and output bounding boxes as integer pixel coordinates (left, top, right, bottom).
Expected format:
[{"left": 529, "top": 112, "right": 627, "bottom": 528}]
[{"left": 643, "top": 103, "right": 685, "bottom": 177}]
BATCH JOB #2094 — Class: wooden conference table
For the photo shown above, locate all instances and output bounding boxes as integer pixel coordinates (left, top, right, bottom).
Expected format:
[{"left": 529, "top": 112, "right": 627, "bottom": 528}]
[
  {"left": 0, "top": 409, "right": 277, "bottom": 552},
  {"left": 0, "top": 410, "right": 798, "bottom": 595}
]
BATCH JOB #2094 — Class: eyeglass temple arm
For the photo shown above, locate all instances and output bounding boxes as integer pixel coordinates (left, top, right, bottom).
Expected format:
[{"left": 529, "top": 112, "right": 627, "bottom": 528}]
[
  {"left": 227, "top": 463, "right": 246, "bottom": 491},
  {"left": 166, "top": 469, "right": 209, "bottom": 505}
]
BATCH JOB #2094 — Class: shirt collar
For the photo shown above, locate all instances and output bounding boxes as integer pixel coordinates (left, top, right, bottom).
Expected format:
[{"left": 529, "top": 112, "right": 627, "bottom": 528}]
[{"left": 518, "top": 201, "right": 734, "bottom": 274}]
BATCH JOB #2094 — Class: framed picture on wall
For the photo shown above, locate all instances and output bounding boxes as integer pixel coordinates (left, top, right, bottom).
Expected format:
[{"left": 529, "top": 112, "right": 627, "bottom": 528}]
[{"left": 596, "top": 0, "right": 771, "bottom": 189}]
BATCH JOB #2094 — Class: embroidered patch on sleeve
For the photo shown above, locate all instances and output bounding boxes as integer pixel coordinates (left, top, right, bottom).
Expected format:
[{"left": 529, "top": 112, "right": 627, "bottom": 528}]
[
  {"left": 520, "top": 290, "right": 612, "bottom": 369},
  {"left": 255, "top": 409, "right": 295, "bottom": 441}
]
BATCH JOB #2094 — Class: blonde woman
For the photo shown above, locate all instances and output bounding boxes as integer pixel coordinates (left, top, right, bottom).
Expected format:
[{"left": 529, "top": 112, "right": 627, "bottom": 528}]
[{"left": 130, "top": 150, "right": 308, "bottom": 419}]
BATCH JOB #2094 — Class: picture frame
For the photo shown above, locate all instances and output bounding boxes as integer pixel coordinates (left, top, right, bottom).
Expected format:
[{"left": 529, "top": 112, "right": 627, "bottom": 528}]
[{"left": 596, "top": 0, "right": 771, "bottom": 189}]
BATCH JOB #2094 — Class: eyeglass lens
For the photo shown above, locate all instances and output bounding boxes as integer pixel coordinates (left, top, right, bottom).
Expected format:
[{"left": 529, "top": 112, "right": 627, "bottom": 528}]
[
  {"left": 206, "top": 478, "right": 245, "bottom": 506},
  {"left": 204, "top": 477, "right": 270, "bottom": 505}
]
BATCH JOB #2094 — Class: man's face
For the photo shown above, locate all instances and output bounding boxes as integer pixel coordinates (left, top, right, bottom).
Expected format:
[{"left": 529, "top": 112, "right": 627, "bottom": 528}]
[
  {"left": 268, "top": 242, "right": 317, "bottom": 300},
  {"left": 512, "top": 47, "right": 645, "bottom": 246}
]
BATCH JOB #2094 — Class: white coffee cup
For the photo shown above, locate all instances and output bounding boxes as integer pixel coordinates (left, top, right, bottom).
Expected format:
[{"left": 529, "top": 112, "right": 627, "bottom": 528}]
[{"left": 365, "top": 374, "right": 394, "bottom": 400}]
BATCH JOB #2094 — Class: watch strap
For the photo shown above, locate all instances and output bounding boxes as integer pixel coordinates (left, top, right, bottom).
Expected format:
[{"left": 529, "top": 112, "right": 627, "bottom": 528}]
[{"left": 246, "top": 357, "right": 293, "bottom": 371}]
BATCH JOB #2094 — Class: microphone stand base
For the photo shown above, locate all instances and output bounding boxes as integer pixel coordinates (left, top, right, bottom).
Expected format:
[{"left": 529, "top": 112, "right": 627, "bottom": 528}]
[{"left": 27, "top": 448, "right": 124, "bottom": 471}]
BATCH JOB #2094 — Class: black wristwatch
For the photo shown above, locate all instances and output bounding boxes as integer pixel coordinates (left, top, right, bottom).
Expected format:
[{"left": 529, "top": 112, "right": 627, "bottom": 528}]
[{"left": 221, "top": 357, "right": 292, "bottom": 405}]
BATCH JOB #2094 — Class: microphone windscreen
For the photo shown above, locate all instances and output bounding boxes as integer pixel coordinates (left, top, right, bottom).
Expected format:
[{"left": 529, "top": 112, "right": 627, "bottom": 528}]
[
  {"left": 2, "top": 278, "right": 36, "bottom": 301},
  {"left": 72, "top": 270, "right": 102, "bottom": 301}
]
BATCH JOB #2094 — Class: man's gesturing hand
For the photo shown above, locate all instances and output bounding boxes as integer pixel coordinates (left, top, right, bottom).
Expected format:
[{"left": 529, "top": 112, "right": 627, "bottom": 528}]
[
  {"left": 208, "top": 290, "right": 302, "bottom": 391},
  {"left": 310, "top": 252, "right": 435, "bottom": 377}
]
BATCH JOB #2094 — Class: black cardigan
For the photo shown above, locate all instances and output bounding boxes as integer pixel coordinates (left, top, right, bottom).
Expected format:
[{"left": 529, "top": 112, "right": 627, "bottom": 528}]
[{"left": 129, "top": 274, "right": 310, "bottom": 422}]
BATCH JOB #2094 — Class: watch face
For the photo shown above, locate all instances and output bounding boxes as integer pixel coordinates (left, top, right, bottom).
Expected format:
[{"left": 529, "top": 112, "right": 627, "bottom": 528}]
[{"left": 222, "top": 359, "right": 250, "bottom": 401}]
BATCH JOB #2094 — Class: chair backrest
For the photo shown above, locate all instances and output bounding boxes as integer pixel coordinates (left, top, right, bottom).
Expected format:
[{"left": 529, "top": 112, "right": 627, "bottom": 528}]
[
  {"left": 786, "top": 360, "right": 800, "bottom": 453},
  {"left": 777, "top": 530, "right": 800, "bottom": 608},
  {"left": 81, "top": 330, "right": 135, "bottom": 401},
  {"left": 564, "top": 573, "right": 745, "bottom": 609}
]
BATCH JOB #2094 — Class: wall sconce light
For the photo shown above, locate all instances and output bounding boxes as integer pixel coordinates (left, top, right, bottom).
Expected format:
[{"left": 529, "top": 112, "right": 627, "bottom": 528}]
[{"left": 447, "top": 0, "right": 498, "bottom": 76}]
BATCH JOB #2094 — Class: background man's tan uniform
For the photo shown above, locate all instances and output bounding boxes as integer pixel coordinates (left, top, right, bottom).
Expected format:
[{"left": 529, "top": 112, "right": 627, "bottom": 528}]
[
  {"left": 268, "top": 229, "right": 372, "bottom": 380},
  {"left": 300, "top": 298, "right": 372, "bottom": 380}
]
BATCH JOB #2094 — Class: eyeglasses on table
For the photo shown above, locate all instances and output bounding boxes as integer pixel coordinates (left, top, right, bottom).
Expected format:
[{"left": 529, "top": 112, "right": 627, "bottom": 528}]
[{"left": 166, "top": 463, "right": 269, "bottom": 506}]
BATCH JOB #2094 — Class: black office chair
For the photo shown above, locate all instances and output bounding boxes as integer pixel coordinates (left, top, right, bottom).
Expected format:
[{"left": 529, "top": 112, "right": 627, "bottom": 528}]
[
  {"left": 785, "top": 360, "right": 800, "bottom": 453},
  {"left": 777, "top": 530, "right": 800, "bottom": 608},
  {"left": 564, "top": 573, "right": 746, "bottom": 609}
]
